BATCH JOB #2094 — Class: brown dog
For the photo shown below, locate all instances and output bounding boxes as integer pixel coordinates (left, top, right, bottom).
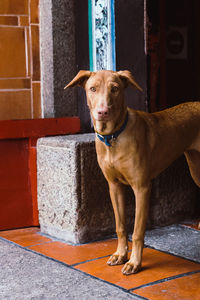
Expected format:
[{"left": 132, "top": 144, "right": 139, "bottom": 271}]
[{"left": 65, "top": 70, "right": 200, "bottom": 275}]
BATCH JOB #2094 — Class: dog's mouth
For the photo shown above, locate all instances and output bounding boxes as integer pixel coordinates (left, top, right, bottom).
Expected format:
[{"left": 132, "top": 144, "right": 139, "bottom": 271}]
[
  {"left": 95, "top": 115, "right": 111, "bottom": 121},
  {"left": 94, "top": 112, "right": 113, "bottom": 122}
]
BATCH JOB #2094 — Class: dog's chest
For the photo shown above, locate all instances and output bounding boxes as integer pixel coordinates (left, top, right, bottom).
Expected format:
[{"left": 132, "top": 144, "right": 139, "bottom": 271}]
[{"left": 97, "top": 146, "right": 130, "bottom": 185}]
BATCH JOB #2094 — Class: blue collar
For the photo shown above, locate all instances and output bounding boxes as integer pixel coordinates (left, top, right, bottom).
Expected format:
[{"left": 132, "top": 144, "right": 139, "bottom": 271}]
[{"left": 96, "top": 112, "right": 129, "bottom": 147}]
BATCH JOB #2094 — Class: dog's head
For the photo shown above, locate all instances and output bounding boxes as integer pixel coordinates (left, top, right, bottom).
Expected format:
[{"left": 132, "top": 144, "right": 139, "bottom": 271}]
[{"left": 65, "top": 70, "right": 142, "bottom": 122}]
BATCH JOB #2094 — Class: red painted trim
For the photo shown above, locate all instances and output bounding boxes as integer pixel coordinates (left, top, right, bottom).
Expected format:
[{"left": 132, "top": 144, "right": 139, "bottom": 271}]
[
  {"left": 0, "top": 117, "right": 80, "bottom": 139},
  {"left": 0, "top": 117, "right": 80, "bottom": 230}
]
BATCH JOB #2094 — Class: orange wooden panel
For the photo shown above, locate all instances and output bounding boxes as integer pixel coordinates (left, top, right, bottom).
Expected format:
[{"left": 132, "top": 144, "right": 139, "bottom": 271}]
[
  {"left": 30, "top": 25, "right": 40, "bottom": 81},
  {"left": 0, "top": 0, "right": 28, "bottom": 15},
  {"left": 30, "top": 0, "right": 39, "bottom": 24},
  {"left": 32, "top": 82, "right": 41, "bottom": 118},
  {"left": 0, "top": 16, "right": 18, "bottom": 26},
  {"left": 0, "top": 91, "right": 31, "bottom": 120},
  {"left": 0, "top": 27, "right": 26, "bottom": 78},
  {"left": 0, "top": 78, "right": 30, "bottom": 89},
  {"left": 19, "top": 16, "right": 29, "bottom": 27}
]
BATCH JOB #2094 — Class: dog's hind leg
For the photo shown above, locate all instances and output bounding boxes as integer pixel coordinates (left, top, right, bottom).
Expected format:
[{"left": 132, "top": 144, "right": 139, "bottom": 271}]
[{"left": 184, "top": 150, "right": 200, "bottom": 187}]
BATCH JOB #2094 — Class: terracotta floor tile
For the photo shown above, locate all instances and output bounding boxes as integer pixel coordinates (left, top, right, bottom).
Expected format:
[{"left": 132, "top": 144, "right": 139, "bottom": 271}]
[
  {"left": 0, "top": 228, "right": 51, "bottom": 247},
  {"left": 75, "top": 248, "right": 200, "bottom": 290},
  {"left": 0, "top": 227, "right": 39, "bottom": 238},
  {"left": 133, "top": 272, "right": 200, "bottom": 300},
  {"left": 29, "top": 239, "right": 132, "bottom": 265}
]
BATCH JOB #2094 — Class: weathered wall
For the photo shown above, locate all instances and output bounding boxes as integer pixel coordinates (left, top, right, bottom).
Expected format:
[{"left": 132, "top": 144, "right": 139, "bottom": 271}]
[
  {"left": 40, "top": 0, "right": 77, "bottom": 119},
  {"left": 40, "top": 0, "right": 90, "bottom": 131}
]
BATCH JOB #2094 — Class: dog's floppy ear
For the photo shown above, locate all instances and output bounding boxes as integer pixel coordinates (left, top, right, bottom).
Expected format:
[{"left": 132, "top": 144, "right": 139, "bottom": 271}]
[
  {"left": 64, "top": 70, "right": 92, "bottom": 89},
  {"left": 117, "top": 70, "right": 143, "bottom": 92}
]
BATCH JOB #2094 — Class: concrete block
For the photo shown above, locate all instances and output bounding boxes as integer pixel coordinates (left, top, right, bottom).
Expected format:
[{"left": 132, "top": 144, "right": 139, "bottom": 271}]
[{"left": 37, "top": 134, "right": 115, "bottom": 244}]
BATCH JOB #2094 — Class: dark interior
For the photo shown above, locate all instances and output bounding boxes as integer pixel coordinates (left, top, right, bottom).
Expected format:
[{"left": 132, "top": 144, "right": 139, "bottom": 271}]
[{"left": 148, "top": 0, "right": 200, "bottom": 111}]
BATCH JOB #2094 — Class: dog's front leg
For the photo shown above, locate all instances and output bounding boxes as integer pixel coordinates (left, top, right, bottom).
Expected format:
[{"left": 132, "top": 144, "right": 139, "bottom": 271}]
[
  {"left": 107, "top": 182, "right": 128, "bottom": 266},
  {"left": 122, "top": 184, "right": 151, "bottom": 275}
]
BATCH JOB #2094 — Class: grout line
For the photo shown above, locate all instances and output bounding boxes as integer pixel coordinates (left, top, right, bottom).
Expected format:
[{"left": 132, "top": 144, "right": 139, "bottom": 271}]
[
  {"left": 71, "top": 254, "right": 112, "bottom": 267},
  {"left": 71, "top": 266, "right": 149, "bottom": 300},
  {"left": 129, "top": 269, "right": 200, "bottom": 292},
  {"left": 26, "top": 241, "right": 54, "bottom": 248},
  {"left": 71, "top": 250, "right": 133, "bottom": 267}
]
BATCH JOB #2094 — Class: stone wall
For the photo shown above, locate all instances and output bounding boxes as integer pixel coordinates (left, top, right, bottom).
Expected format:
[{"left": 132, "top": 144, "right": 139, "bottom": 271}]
[{"left": 40, "top": 0, "right": 90, "bottom": 131}]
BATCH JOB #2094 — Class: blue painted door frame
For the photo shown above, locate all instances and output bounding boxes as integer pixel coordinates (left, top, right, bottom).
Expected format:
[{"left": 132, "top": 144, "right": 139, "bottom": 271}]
[{"left": 88, "top": 0, "right": 116, "bottom": 71}]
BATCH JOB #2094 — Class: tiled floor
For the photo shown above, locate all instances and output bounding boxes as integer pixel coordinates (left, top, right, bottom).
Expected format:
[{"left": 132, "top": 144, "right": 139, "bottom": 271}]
[{"left": 0, "top": 225, "right": 200, "bottom": 300}]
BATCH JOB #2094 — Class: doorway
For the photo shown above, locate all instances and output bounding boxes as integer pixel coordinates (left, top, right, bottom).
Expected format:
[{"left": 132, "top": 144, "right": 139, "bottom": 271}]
[{"left": 148, "top": 0, "right": 200, "bottom": 111}]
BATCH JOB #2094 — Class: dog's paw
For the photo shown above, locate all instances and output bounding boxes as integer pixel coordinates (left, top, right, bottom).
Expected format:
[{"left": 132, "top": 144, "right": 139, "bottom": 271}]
[
  {"left": 107, "top": 254, "right": 128, "bottom": 266},
  {"left": 121, "top": 261, "right": 141, "bottom": 275}
]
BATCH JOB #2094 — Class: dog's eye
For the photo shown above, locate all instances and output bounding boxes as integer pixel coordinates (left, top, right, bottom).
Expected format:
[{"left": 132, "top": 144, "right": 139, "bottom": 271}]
[
  {"left": 111, "top": 86, "right": 119, "bottom": 93},
  {"left": 90, "top": 87, "right": 96, "bottom": 92}
]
